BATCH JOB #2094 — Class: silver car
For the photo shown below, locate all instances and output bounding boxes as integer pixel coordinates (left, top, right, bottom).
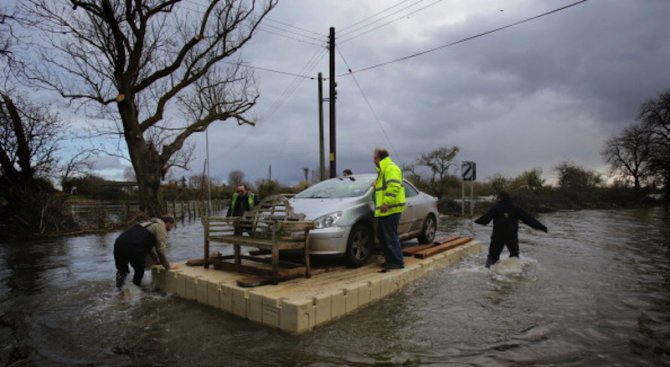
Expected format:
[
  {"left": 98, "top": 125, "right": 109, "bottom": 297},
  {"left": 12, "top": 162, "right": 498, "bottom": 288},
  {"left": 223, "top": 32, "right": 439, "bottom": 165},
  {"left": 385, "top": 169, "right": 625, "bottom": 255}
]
[{"left": 289, "top": 173, "right": 439, "bottom": 267}]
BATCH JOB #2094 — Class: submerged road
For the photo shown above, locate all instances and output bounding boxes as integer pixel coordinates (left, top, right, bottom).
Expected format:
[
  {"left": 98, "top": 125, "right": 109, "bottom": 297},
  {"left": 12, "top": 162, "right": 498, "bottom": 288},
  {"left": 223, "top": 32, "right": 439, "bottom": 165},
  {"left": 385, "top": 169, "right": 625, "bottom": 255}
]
[{"left": 1, "top": 208, "right": 669, "bottom": 366}]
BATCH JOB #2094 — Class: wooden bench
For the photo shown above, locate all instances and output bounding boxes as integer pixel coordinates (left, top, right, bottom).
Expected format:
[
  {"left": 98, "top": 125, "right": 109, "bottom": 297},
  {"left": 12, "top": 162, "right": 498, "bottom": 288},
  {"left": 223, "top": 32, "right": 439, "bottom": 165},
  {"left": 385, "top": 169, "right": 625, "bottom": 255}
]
[{"left": 202, "top": 195, "right": 314, "bottom": 284}]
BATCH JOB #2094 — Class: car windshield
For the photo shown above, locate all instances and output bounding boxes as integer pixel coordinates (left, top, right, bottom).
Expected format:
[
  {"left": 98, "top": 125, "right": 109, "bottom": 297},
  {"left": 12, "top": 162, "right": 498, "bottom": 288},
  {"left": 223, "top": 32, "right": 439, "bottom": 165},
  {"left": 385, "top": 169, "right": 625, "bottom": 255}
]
[{"left": 294, "top": 176, "right": 375, "bottom": 199}]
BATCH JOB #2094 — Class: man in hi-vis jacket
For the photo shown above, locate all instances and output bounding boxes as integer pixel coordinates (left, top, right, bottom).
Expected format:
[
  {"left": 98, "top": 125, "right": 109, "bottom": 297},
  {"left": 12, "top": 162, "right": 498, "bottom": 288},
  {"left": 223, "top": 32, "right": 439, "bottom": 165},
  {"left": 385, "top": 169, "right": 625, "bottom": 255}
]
[{"left": 373, "top": 148, "right": 406, "bottom": 273}]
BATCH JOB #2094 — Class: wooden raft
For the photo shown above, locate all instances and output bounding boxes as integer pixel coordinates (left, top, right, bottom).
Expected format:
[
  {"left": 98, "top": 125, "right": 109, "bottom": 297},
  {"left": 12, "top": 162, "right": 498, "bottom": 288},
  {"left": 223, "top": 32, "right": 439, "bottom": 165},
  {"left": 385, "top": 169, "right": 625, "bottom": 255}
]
[{"left": 202, "top": 195, "right": 315, "bottom": 284}]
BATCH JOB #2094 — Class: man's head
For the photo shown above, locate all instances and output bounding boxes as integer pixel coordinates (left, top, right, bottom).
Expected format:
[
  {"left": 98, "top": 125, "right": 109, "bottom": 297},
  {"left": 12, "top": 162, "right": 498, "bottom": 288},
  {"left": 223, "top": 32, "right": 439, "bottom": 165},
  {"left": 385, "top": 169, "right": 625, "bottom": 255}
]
[
  {"left": 161, "top": 214, "right": 176, "bottom": 232},
  {"left": 497, "top": 191, "right": 511, "bottom": 203},
  {"left": 373, "top": 148, "right": 389, "bottom": 166},
  {"left": 236, "top": 184, "right": 249, "bottom": 196},
  {"left": 342, "top": 169, "right": 352, "bottom": 177}
]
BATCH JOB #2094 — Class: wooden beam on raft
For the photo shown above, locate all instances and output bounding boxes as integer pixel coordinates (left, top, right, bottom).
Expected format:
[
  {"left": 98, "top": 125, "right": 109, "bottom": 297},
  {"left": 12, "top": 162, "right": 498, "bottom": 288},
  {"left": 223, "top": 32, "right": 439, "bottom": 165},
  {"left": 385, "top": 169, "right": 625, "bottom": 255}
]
[
  {"left": 414, "top": 237, "right": 472, "bottom": 259},
  {"left": 402, "top": 236, "right": 461, "bottom": 256},
  {"left": 236, "top": 267, "right": 334, "bottom": 287}
]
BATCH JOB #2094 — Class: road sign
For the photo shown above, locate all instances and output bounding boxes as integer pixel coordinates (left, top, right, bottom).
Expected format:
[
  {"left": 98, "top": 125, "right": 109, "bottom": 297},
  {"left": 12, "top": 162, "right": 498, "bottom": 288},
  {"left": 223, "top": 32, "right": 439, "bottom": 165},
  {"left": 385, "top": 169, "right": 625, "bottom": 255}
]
[{"left": 461, "top": 161, "right": 476, "bottom": 181}]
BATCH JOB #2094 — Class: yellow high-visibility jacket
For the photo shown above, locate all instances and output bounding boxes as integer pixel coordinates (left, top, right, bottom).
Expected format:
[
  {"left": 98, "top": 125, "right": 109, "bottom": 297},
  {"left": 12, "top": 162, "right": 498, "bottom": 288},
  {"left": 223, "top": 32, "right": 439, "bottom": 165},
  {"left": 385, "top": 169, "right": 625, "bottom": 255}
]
[{"left": 374, "top": 156, "right": 406, "bottom": 217}]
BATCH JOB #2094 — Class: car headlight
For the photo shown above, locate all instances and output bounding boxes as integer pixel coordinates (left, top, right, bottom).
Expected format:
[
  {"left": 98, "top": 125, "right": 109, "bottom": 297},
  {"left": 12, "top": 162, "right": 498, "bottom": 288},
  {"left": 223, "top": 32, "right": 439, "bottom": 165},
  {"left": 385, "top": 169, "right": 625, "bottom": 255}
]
[{"left": 313, "top": 211, "right": 342, "bottom": 229}]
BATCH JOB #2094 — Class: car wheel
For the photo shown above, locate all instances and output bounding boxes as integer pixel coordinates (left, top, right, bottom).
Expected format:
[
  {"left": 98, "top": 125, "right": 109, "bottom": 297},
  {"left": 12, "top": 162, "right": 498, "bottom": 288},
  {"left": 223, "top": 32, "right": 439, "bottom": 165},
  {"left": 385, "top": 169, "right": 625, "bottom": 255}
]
[
  {"left": 418, "top": 214, "right": 437, "bottom": 243},
  {"left": 345, "top": 223, "right": 373, "bottom": 267}
]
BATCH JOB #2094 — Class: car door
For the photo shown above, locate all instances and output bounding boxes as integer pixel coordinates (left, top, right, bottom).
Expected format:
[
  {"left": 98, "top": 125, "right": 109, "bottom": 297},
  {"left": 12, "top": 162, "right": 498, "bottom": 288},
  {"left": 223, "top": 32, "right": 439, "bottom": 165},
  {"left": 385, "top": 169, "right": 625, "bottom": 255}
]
[{"left": 398, "top": 180, "right": 421, "bottom": 234}]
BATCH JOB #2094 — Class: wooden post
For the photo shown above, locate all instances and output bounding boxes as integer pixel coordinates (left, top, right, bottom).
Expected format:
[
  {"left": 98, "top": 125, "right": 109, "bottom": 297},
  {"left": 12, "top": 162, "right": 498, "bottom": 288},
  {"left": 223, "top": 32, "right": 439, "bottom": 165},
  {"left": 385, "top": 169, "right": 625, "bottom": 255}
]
[{"left": 203, "top": 217, "right": 209, "bottom": 268}]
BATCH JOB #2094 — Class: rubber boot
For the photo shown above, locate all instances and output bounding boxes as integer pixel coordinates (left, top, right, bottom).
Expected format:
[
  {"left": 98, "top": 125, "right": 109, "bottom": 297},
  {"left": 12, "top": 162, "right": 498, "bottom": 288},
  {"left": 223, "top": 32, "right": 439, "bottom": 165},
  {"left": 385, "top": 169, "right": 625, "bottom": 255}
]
[{"left": 115, "top": 271, "right": 127, "bottom": 288}]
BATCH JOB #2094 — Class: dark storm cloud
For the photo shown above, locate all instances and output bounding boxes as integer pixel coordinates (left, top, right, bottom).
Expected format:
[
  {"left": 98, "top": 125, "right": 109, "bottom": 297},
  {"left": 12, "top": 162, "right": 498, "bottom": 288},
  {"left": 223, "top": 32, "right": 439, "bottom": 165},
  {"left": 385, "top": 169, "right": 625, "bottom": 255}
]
[{"left": 79, "top": 0, "right": 669, "bottom": 185}]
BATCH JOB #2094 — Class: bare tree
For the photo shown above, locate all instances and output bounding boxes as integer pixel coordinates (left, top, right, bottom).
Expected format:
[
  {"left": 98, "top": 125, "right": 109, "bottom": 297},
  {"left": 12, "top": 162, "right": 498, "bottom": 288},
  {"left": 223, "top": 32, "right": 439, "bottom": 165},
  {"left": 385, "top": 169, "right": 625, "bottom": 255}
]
[
  {"left": 554, "top": 161, "right": 602, "bottom": 190},
  {"left": 1, "top": 4, "right": 33, "bottom": 86},
  {"left": 639, "top": 89, "right": 670, "bottom": 207},
  {"left": 414, "top": 146, "right": 460, "bottom": 199},
  {"left": 0, "top": 92, "right": 63, "bottom": 187},
  {"left": 0, "top": 7, "right": 15, "bottom": 61},
  {"left": 509, "top": 168, "right": 545, "bottom": 193},
  {"left": 488, "top": 174, "right": 510, "bottom": 194},
  {"left": 601, "top": 123, "right": 651, "bottom": 191},
  {"left": 228, "top": 169, "right": 245, "bottom": 188},
  {"left": 25, "top": 0, "right": 277, "bottom": 216},
  {"left": 0, "top": 92, "right": 65, "bottom": 231},
  {"left": 60, "top": 149, "right": 94, "bottom": 189},
  {"left": 0, "top": 6, "right": 20, "bottom": 72}
]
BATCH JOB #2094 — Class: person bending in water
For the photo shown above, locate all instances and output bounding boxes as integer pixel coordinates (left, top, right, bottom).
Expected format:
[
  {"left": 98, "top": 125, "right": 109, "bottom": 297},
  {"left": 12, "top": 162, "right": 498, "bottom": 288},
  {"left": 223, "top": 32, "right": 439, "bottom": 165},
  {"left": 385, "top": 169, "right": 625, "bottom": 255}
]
[
  {"left": 474, "top": 191, "right": 547, "bottom": 268},
  {"left": 114, "top": 215, "right": 178, "bottom": 288}
]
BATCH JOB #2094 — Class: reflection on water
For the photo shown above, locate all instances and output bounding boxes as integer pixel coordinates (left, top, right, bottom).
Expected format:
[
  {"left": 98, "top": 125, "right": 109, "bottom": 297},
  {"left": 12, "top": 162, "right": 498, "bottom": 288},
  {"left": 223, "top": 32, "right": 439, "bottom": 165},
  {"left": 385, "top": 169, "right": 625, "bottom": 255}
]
[{"left": 1, "top": 209, "right": 669, "bottom": 366}]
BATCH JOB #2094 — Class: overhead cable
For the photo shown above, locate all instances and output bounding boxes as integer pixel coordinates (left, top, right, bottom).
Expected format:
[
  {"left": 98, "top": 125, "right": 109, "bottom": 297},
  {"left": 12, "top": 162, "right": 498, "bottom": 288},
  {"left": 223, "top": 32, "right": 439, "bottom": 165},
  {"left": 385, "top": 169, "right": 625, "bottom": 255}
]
[
  {"left": 258, "top": 47, "right": 328, "bottom": 122},
  {"left": 336, "top": 46, "right": 398, "bottom": 160},
  {"left": 338, "top": 0, "right": 434, "bottom": 39},
  {"left": 258, "top": 26, "right": 326, "bottom": 47},
  {"left": 259, "top": 22, "right": 327, "bottom": 44},
  {"left": 339, "top": 0, "right": 588, "bottom": 77},
  {"left": 264, "top": 17, "right": 325, "bottom": 37},
  {"left": 217, "top": 47, "right": 326, "bottom": 155},
  {"left": 224, "top": 61, "right": 314, "bottom": 79},
  {"left": 339, "top": 0, "right": 443, "bottom": 44},
  {"left": 339, "top": 0, "right": 414, "bottom": 33}
]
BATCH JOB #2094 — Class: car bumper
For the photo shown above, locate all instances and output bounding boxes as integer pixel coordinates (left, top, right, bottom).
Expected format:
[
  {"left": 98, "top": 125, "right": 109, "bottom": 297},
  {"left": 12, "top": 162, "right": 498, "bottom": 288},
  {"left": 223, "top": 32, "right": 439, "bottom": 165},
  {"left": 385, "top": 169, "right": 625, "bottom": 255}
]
[{"left": 306, "top": 225, "right": 350, "bottom": 255}]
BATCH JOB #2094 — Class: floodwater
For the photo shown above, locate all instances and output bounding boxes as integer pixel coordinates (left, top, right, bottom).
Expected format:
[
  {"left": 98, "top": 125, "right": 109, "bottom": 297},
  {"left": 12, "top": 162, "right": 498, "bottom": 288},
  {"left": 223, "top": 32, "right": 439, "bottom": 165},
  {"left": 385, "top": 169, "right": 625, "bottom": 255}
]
[{"left": 1, "top": 208, "right": 669, "bottom": 366}]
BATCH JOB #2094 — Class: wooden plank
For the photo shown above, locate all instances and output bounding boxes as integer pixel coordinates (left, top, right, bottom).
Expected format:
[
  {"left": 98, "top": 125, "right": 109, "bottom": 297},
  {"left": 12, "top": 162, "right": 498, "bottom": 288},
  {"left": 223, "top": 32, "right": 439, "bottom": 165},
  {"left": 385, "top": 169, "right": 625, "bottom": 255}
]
[
  {"left": 237, "top": 267, "right": 330, "bottom": 288},
  {"left": 402, "top": 244, "right": 435, "bottom": 256},
  {"left": 433, "top": 235, "right": 462, "bottom": 244},
  {"left": 402, "top": 236, "right": 461, "bottom": 255},
  {"left": 249, "top": 249, "right": 271, "bottom": 256},
  {"left": 237, "top": 255, "right": 306, "bottom": 269},
  {"left": 414, "top": 237, "right": 472, "bottom": 259},
  {"left": 208, "top": 253, "right": 309, "bottom": 279},
  {"left": 185, "top": 254, "right": 234, "bottom": 266}
]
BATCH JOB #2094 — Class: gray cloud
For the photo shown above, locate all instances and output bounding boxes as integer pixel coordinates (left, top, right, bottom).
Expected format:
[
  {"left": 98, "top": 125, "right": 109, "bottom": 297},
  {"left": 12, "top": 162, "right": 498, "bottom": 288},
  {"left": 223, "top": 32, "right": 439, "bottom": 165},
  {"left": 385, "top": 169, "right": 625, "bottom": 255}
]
[{"left": 43, "top": 0, "right": 667, "bottom": 187}]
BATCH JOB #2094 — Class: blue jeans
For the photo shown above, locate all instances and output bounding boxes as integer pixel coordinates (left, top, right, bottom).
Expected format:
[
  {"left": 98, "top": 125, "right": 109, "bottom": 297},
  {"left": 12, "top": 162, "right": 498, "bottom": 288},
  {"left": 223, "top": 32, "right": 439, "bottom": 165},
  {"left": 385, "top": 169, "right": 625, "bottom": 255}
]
[{"left": 377, "top": 213, "right": 404, "bottom": 268}]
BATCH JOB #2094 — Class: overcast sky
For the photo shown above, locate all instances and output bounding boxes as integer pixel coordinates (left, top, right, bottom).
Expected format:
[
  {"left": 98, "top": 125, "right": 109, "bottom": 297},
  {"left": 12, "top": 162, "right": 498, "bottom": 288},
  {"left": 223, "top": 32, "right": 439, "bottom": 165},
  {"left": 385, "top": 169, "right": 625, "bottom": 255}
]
[{"left": 28, "top": 0, "right": 670, "bottom": 186}]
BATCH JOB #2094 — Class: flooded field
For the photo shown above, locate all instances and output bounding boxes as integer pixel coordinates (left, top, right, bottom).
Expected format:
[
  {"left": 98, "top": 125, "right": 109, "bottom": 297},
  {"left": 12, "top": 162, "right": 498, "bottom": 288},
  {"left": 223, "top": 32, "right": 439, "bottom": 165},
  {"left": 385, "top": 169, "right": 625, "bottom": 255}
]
[{"left": 1, "top": 208, "right": 669, "bottom": 366}]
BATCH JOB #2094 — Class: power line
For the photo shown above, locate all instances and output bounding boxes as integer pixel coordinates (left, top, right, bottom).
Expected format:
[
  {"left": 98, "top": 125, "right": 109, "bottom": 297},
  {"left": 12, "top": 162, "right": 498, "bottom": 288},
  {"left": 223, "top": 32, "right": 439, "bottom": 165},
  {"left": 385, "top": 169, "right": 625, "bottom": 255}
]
[
  {"left": 339, "top": 0, "right": 414, "bottom": 32},
  {"left": 339, "top": 0, "right": 588, "bottom": 77},
  {"left": 264, "top": 17, "right": 324, "bottom": 37},
  {"left": 178, "top": 2, "right": 325, "bottom": 74},
  {"left": 336, "top": 46, "right": 398, "bottom": 160},
  {"left": 217, "top": 48, "right": 326, "bottom": 156},
  {"left": 258, "top": 47, "right": 328, "bottom": 122},
  {"left": 259, "top": 22, "right": 327, "bottom": 44},
  {"left": 339, "top": 0, "right": 443, "bottom": 45},
  {"left": 338, "top": 0, "right": 435, "bottom": 39},
  {"left": 224, "top": 61, "right": 314, "bottom": 79},
  {"left": 258, "top": 26, "right": 326, "bottom": 47}
]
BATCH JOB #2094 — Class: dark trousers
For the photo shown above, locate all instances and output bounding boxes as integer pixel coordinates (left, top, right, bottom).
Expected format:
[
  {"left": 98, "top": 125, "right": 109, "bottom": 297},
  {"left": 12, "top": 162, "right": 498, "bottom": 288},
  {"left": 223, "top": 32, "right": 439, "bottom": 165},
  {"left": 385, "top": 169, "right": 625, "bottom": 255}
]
[
  {"left": 377, "top": 213, "right": 404, "bottom": 268},
  {"left": 486, "top": 235, "right": 519, "bottom": 267},
  {"left": 114, "top": 246, "right": 146, "bottom": 286}
]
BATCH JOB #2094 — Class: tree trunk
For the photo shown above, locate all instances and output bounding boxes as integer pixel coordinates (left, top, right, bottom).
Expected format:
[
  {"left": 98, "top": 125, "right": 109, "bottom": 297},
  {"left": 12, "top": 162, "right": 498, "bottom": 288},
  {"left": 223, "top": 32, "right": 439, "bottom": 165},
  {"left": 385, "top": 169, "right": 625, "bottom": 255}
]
[
  {"left": 129, "top": 144, "right": 166, "bottom": 217},
  {"left": 117, "top": 98, "right": 166, "bottom": 217}
]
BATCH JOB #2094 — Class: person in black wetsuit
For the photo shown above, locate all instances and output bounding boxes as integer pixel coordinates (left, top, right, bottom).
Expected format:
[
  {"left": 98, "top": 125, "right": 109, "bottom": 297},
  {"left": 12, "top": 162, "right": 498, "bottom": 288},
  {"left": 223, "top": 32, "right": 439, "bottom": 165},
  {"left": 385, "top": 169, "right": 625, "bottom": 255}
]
[
  {"left": 474, "top": 191, "right": 547, "bottom": 268},
  {"left": 114, "top": 215, "right": 177, "bottom": 288}
]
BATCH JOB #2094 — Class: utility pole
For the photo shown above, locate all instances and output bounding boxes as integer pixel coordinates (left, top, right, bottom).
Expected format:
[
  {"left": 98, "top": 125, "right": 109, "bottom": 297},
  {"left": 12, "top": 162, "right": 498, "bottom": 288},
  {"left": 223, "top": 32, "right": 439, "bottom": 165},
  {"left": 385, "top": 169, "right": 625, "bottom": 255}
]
[
  {"left": 328, "top": 27, "right": 337, "bottom": 178},
  {"left": 318, "top": 72, "right": 325, "bottom": 181}
]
